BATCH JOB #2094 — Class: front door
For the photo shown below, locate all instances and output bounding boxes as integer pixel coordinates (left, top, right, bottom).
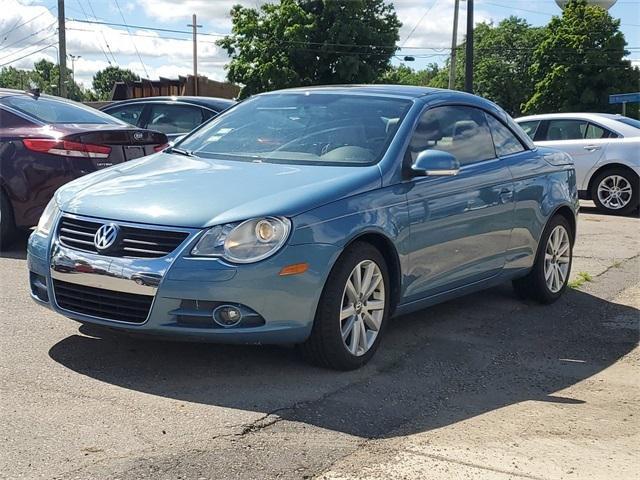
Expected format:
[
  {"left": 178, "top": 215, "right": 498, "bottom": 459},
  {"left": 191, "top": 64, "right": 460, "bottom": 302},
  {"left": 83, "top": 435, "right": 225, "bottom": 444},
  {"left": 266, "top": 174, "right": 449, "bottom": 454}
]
[{"left": 404, "top": 105, "right": 515, "bottom": 301}]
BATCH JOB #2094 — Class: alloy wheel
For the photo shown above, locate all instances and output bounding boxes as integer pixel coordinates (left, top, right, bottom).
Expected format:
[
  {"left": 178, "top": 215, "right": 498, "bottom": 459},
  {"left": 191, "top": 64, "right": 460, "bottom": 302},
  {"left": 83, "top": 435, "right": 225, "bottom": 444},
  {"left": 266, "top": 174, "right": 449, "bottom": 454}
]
[
  {"left": 340, "top": 259, "right": 386, "bottom": 356},
  {"left": 597, "top": 175, "right": 633, "bottom": 210},
  {"left": 544, "top": 225, "right": 571, "bottom": 293}
]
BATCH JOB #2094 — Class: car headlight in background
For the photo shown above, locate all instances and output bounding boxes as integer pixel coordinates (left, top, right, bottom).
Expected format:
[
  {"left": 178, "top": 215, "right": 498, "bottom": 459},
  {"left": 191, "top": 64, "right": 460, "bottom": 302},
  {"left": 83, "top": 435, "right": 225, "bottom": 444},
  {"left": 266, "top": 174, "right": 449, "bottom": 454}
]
[
  {"left": 191, "top": 217, "right": 291, "bottom": 263},
  {"left": 35, "top": 198, "right": 60, "bottom": 236}
]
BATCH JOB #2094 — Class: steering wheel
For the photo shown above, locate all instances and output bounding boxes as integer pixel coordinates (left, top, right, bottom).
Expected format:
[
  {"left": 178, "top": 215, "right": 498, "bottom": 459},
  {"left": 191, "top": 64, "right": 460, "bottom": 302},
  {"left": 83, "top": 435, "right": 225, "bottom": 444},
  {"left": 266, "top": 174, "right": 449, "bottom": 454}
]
[{"left": 273, "top": 126, "right": 350, "bottom": 154}]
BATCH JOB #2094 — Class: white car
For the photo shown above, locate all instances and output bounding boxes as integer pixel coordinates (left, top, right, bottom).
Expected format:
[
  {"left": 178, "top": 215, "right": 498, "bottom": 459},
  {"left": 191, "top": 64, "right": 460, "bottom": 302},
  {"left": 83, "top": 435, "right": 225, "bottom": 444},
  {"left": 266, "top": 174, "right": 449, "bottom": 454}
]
[{"left": 516, "top": 113, "right": 640, "bottom": 215}]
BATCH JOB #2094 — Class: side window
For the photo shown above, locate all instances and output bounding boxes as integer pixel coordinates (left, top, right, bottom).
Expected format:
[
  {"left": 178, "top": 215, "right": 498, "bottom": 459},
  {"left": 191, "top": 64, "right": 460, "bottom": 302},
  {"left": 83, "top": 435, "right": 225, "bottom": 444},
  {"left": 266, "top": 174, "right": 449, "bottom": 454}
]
[
  {"left": 0, "top": 109, "right": 33, "bottom": 128},
  {"left": 486, "top": 114, "right": 525, "bottom": 157},
  {"left": 105, "top": 104, "right": 145, "bottom": 126},
  {"left": 585, "top": 123, "right": 614, "bottom": 139},
  {"left": 517, "top": 120, "right": 540, "bottom": 140},
  {"left": 408, "top": 105, "right": 496, "bottom": 167},
  {"left": 146, "top": 104, "right": 204, "bottom": 134},
  {"left": 545, "top": 119, "right": 588, "bottom": 141}
]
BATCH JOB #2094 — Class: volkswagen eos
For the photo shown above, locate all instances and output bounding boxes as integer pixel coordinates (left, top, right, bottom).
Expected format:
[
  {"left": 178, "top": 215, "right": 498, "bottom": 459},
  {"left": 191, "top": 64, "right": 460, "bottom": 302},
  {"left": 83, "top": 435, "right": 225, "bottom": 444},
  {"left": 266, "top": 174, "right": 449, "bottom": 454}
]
[{"left": 28, "top": 86, "right": 578, "bottom": 370}]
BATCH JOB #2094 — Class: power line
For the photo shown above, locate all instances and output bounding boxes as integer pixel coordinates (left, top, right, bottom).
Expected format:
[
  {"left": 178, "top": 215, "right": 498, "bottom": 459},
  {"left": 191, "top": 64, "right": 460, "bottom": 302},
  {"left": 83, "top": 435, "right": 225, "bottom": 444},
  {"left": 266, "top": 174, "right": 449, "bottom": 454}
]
[
  {"left": 113, "top": 0, "right": 149, "bottom": 77},
  {"left": 0, "top": 21, "right": 56, "bottom": 52},
  {"left": 74, "top": 0, "right": 112, "bottom": 65},
  {"left": 0, "top": 42, "right": 57, "bottom": 68},
  {"left": 0, "top": 7, "right": 53, "bottom": 40},
  {"left": 401, "top": 0, "right": 439, "bottom": 47},
  {"left": 86, "top": 0, "right": 118, "bottom": 65},
  {"left": 0, "top": 32, "right": 57, "bottom": 62}
]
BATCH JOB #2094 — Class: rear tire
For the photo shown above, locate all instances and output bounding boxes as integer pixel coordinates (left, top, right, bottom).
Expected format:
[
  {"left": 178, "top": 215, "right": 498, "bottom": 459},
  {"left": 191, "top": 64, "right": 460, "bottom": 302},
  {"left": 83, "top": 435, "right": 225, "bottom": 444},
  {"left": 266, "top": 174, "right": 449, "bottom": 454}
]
[
  {"left": 299, "top": 242, "right": 390, "bottom": 370},
  {"left": 513, "top": 215, "right": 573, "bottom": 304},
  {"left": 590, "top": 167, "right": 639, "bottom": 216},
  {"left": 0, "top": 189, "right": 16, "bottom": 250}
]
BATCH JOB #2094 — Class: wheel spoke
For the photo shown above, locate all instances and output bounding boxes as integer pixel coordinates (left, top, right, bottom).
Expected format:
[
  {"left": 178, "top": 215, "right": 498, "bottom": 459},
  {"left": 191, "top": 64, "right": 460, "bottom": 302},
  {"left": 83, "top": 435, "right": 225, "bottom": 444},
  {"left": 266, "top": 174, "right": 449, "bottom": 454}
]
[
  {"left": 360, "top": 263, "right": 375, "bottom": 299},
  {"left": 352, "top": 265, "right": 362, "bottom": 293},
  {"left": 366, "top": 299, "right": 385, "bottom": 311},
  {"left": 349, "top": 318, "right": 361, "bottom": 354},
  {"left": 364, "top": 275, "right": 382, "bottom": 299},
  {"left": 341, "top": 304, "right": 356, "bottom": 320},
  {"left": 358, "top": 318, "right": 368, "bottom": 352},
  {"left": 362, "top": 310, "right": 381, "bottom": 331},
  {"left": 342, "top": 316, "right": 355, "bottom": 340},
  {"left": 345, "top": 279, "right": 358, "bottom": 302}
]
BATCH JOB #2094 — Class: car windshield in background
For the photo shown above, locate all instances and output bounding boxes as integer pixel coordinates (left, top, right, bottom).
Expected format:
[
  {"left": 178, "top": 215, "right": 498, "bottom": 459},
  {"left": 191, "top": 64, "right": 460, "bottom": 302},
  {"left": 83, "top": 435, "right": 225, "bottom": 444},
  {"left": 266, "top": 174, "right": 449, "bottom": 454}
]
[
  {"left": 613, "top": 116, "right": 640, "bottom": 129},
  {"left": 2, "top": 95, "right": 124, "bottom": 125},
  {"left": 179, "top": 93, "right": 412, "bottom": 166}
]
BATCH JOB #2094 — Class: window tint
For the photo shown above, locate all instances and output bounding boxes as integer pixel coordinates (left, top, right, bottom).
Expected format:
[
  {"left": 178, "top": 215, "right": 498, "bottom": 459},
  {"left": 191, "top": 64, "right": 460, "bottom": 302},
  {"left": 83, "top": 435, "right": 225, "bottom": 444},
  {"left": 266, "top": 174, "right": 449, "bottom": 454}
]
[
  {"left": 585, "top": 123, "right": 613, "bottom": 139},
  {"left": 2, "top": 95, "right": 123, "bottom": 124},
  {"left": 613, "top": 116, "right": 640, "bottom": 129},
  {"left": 545, "top": 119, "right": 588, "bottom": 141},
  {"left": 518, "top": 120, "right": 540, "bottom": 139},
  {"left": 0, "top": 109, "right": 33, "bottom": 128},
  {"left": 486, "top": 114, "right": 525, "bottom": 156},
  {"left": 106, "top": 104, "right": 145, "bottom": 126},
  {"left": 408, "top": 106, "right": 496, "bottom": 166},
  {"left": 146, "top": 104, "right": 204, "bottom": 134}
]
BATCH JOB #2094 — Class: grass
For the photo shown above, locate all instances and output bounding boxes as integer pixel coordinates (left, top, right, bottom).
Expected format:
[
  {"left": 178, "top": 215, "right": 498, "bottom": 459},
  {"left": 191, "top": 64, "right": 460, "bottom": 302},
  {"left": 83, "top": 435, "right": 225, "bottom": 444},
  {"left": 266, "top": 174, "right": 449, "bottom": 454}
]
[{"left": 568, "top": 272, "right": 593, "bottom": 289}]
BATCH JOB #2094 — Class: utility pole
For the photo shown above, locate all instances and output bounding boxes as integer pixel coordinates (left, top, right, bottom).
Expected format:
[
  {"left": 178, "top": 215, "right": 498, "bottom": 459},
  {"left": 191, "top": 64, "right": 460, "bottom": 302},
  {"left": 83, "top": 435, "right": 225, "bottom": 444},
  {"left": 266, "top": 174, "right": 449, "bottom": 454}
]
[
  {"left": 448, "top": 0, "right": 460, "bottom": 90},
  {"left": 187, "top": 14, "right": 202, "bottom": 96},
  {"left": 464, "top": 0, "right": 474, "bottom": 93},
  {"left": 68, "top": 54, "right": 80, "bottom": 84},
  {"left": 57, "top": 0, "right": 67, "bottom": 98}
]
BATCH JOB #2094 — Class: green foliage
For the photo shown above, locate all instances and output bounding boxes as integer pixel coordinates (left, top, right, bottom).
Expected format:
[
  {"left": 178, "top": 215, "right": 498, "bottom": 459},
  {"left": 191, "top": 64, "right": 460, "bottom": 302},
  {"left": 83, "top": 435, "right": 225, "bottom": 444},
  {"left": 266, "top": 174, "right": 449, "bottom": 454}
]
[
  {"left": 92, "top": 66, "right": 140, "bottom": 100},
  {"left": 0, "top": 60, "right": 86, "bottom": 101},
  {"left": 442, "top": 17, "right": 545, "bottom": 116},
  {"left": 524, "top": 0, "right": 640, "bottom": 117},
  {"left": 377, "top": 63, "right": 442, "bottom": 86},
  {"left": 218, "top": 0, "right": 401, "bottom": 98}
]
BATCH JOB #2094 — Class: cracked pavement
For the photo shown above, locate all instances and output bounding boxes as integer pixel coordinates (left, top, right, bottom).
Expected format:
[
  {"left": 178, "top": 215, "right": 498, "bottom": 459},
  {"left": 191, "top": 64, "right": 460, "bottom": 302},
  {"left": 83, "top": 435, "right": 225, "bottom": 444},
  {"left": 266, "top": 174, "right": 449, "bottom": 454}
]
[{"left": 1, "top": 201, "right": 638, "bottom": 480}]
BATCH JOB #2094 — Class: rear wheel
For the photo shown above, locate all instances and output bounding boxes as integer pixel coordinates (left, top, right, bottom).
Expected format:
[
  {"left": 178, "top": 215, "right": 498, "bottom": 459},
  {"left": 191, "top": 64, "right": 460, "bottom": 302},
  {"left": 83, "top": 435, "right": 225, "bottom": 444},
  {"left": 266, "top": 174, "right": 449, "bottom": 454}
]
[
  {"left": 590, "top": 168, "right": 639, "bottom": 216},
  {"left": 0, "top": 189, "right": 16, "bottom": 249},
  {"left": 300, "top": 242, "right": 390, "bottom": 370},
  {"left": 513, "top": 215, "right": 573, "bottom": 304}
]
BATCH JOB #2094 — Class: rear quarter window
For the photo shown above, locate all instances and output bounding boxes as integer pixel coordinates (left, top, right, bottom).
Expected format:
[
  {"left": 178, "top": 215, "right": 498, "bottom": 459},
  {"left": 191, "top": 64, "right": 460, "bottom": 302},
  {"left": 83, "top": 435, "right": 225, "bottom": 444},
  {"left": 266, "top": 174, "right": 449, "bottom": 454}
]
[{"left": 2, "top": 96, "right": 124, "bottom": 125}]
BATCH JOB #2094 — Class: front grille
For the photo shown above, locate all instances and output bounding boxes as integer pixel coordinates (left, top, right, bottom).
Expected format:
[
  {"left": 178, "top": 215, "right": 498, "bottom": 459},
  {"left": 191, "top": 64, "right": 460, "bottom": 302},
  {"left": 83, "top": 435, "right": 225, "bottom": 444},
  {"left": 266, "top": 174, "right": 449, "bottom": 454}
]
[
  {"left": 53, "top": 279, "right": 153, "bottom": 323},
  {"left": 57, "top": 216, "right": 189, "bottom": 258}
]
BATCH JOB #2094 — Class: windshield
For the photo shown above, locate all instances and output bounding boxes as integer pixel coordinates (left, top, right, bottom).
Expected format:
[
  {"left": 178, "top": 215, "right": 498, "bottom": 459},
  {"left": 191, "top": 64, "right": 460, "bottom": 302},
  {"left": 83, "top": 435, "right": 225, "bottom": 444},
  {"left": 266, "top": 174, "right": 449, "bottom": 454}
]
[
  {"left": 178, "top": 93, "right": 412, "bottom": 166},
  {"left": 613, "top": 116, "right": 640, "bottom": 130},
  {"left": 2, "top": 95, "right": 125, "bottom": 125}
]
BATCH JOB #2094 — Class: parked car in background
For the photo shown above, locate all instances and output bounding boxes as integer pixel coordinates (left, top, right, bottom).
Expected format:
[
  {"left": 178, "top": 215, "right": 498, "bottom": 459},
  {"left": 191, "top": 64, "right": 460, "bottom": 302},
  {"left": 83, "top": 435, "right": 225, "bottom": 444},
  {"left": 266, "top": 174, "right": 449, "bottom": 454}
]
[
  {"left": 516, "top": 113, "right": 640, "bottom": 215},
  {"left": 0, "top": 88, "right": 168, "bottom": 246},
  {"left": 28, "top": 86, "right": 578, "bottom": 370},
  {"left": 101, "top": 96, "right": 236, "bottom": 141}
]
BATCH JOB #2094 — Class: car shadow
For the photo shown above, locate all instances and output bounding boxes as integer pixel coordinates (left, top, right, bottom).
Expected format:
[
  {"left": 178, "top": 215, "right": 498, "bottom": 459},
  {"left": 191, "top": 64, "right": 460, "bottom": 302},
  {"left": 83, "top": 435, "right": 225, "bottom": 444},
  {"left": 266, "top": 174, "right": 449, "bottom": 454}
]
[
  {"left": 48, "top": 285, "right": 638, "bottom": 439},
  {"left": 0, "top": 229, "right": 30, "bottom": 260}
]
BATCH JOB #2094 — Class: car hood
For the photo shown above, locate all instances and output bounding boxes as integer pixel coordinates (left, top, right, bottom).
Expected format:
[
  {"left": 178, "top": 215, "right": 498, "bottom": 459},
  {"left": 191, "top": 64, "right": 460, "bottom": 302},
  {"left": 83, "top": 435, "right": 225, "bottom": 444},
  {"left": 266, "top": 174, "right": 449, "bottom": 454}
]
[{"left": 56, "top": 152, "right": 382, "bottom": 228}]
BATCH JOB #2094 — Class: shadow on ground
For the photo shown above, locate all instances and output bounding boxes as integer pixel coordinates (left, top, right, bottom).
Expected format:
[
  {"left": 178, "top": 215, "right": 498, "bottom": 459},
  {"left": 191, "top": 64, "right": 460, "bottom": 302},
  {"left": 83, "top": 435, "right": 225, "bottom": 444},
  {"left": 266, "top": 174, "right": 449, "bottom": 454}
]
[{"left": 48, "top": 283, "right": 639, "bottom": 439}]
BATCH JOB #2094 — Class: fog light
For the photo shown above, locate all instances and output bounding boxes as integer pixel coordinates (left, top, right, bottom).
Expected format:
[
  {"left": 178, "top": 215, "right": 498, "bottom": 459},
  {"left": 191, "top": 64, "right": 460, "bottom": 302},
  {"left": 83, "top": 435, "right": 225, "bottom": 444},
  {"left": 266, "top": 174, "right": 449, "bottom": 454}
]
[{"left": 213, "top": 305, "right": 243, "bottom": 327}]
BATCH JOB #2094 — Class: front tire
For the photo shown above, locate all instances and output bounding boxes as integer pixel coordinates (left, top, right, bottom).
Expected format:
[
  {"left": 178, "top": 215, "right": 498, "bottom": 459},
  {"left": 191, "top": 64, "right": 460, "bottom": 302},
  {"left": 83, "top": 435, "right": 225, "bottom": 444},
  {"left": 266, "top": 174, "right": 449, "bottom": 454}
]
[
  {"left": 590, "top": 168, "right": 639, "bottom": 216},
  {"left": 300, "top": 242, "right": 390, "bottom": 370},
  {"left": 513, "top": 215, "right": 573, "bottom": 304}
]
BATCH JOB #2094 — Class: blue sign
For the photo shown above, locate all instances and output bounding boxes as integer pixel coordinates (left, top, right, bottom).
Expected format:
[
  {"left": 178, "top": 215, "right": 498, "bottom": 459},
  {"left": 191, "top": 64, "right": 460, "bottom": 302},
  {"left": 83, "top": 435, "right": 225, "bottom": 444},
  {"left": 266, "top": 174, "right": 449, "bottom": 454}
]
[{"left": 609, "top": 93, "right": 640, "bottom": 104}]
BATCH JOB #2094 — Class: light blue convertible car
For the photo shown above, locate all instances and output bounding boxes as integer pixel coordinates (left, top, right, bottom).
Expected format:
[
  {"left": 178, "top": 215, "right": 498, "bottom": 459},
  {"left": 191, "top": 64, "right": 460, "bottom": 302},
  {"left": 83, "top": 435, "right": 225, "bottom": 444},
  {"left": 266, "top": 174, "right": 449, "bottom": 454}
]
[{"left": 28, "top": 86, "right": 578, "bottom": 370}]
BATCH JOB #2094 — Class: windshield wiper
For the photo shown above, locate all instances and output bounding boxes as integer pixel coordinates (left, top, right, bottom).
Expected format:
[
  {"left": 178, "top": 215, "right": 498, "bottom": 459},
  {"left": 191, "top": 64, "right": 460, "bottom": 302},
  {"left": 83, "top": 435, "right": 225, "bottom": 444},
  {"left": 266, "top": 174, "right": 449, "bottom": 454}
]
[{"left": 169, "top": 147, "right": 196, "bottom": 157}]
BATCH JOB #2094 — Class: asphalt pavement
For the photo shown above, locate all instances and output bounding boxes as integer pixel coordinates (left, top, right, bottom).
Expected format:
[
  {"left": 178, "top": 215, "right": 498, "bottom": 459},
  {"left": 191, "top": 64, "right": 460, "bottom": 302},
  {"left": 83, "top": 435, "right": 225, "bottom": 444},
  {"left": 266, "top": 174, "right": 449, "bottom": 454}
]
[{"left": 1, "top": 201, "right": 638, "bottom": 480}]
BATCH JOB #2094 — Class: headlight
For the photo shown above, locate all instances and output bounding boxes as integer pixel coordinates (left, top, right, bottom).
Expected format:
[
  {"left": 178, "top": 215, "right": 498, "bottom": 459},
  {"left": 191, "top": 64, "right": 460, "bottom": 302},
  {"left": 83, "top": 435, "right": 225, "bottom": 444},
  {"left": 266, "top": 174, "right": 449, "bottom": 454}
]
[
  {"left": 35, "top": 198, "right": 60, "bottom": 236},
  {"left": 191, "top": 217, "right": 291, "bottom": 263}
]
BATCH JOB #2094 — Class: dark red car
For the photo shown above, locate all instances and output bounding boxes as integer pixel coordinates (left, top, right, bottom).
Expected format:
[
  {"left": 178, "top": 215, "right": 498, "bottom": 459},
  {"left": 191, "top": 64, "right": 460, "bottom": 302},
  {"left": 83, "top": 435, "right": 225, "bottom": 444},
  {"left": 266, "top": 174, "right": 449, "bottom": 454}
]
[{"left": 0, "top": 89, "right": 168, "bottom": 246}]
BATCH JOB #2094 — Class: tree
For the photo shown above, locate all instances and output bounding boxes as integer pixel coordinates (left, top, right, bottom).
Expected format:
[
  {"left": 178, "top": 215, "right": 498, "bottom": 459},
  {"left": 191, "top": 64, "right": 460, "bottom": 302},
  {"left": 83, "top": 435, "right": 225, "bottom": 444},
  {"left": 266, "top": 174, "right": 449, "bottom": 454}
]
[
  {"left": 435, "top": 17, "right": 545, "bottom": 116},
  {"left": 524, "top": 0, "right": 640, "bottom": 117},
  {"left": 377, "top": 63, "right": 442, "bottom": 86},
  {"left": 92, "top": 66, "right": 140, "bottom": 100},
  {"left": 0, "top": 61, "right": 86, "bottom": 100},
  {"left": 218, "top": 0, "right": 401, "bottom": 98}
]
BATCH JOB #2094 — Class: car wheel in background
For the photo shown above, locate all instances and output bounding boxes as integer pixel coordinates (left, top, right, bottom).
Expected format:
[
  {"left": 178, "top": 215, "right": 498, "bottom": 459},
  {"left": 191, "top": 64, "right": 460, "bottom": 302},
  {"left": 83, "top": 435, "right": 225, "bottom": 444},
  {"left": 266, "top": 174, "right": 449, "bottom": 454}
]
[
  {"left": 300, "top": 242, "right": 390, "bottom": 370},
  {"left": 513, "top": 214, "right": 573, "bottom": 304},
  {"left": 0, "top": 189, "right": 16, "bottom": 249},
  {"left": 591, "top": 167, "right": 639, "bottom": 216}
]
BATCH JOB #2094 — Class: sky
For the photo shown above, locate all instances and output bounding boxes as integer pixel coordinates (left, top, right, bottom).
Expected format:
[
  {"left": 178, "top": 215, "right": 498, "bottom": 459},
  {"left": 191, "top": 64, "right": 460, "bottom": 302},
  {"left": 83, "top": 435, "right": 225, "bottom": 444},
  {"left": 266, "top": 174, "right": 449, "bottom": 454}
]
[{"left": 0, "top": 0, "right": 638, "bottom": 89}]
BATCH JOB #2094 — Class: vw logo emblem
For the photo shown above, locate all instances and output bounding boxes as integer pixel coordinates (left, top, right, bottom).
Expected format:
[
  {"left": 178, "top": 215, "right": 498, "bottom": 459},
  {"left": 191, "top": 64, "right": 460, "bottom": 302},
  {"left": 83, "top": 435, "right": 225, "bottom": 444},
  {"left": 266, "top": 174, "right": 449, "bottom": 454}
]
[
  {"left": 133, "top": 131, "right": 144, "bottom": 141},
  {"left": 94, "top": 223, "right": 120, "bottom": 253}
]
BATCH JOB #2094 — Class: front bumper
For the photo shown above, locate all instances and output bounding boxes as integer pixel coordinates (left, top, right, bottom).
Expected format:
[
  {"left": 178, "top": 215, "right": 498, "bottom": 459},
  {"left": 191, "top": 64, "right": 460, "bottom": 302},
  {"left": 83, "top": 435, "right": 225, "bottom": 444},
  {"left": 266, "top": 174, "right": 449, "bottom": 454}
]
[{"left": 28, "top": 218, "right": 340, "bottom": 344}]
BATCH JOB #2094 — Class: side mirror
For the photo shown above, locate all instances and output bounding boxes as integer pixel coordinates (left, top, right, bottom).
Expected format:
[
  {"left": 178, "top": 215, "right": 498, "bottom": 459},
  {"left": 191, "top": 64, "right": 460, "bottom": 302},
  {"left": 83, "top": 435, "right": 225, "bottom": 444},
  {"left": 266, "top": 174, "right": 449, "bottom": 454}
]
[{"left": 411, "top": 149, "right": 460, "bottom": 177}]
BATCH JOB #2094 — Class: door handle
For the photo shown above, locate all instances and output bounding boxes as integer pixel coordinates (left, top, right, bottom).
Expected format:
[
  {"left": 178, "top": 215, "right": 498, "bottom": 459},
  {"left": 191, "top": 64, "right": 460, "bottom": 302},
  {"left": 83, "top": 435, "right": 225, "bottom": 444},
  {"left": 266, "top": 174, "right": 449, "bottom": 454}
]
[{"left": 584, "top": 145, "right": 601, "bottom": 152}]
